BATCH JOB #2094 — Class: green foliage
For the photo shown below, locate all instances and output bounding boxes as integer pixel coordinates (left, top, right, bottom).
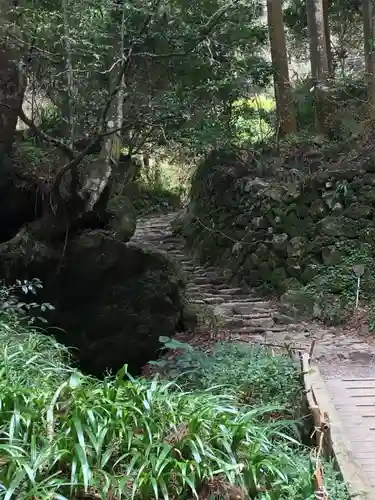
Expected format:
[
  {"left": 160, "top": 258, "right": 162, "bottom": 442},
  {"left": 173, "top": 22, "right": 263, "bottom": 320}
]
[
  {"left": 368, "top": 304, "right": 375, "bottom": 333},
  {"left": 231, "top": 94, "right": 276, "bottom": 146},
  {"left": 0, "top": 287, "right": 349, "bottom": 498},
  {"left": 120, "top": 181, "right": 182, "bottom": 216},
  {"left": 38, "top": 103, "right": 65, "bottom": 137},
  {"left": 0, "top": 279, "right": 55, "bottom": 324},
  {"left": 293, "top": 77, "right": 369, "bottom": 139},
  {"left": 17, "top": 141, "right": 50, "bottom": 168},
  {"left": 6, "top": 0, "right": 271, "bottom": 155},
  {"left": 140, "top": 153, "right": 192, "bottom": 201}
]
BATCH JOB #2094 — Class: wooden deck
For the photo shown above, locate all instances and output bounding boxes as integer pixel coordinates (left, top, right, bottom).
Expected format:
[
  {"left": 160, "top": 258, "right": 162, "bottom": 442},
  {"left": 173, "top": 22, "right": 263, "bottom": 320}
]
[{"left": 310, "top": 365, "right": 375, "bottom": 499}]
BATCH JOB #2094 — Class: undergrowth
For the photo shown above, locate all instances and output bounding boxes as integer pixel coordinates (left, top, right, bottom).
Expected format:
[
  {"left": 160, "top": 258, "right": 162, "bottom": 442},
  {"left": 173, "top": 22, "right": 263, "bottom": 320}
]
[
  {"left": 281, "top": 241, "right": 375, "bottom": 327},
  {"left": 156, "top": 341, "right": 302, "bottom": 412},
  {"left": 0, "top": 285, "right": 348, "bottom": 499}
]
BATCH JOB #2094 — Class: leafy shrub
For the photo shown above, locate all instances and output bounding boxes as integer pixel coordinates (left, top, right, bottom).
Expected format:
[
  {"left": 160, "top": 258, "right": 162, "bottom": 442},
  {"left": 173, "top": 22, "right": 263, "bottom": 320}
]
[
  {"left": 38, "top": 103, "right": 65, "bottom": 137},
  {"left": 17, "top": 141, "right": 50, "bottom": 168},
  {"left": 121, "top": 181, "right": 181, "bottom": 216},
  {"left": 293, "top": 77, "right": 369, "bottom": 139},
  {"left": 0, "top": 327, "right": 304, "bottom": 499}
]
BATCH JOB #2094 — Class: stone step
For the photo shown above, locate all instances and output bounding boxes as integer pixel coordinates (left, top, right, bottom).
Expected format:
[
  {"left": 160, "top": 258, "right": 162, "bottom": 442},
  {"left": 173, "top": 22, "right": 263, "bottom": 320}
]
[
  {"left": 187, "top": 287, "right": 256, "bottom": 295},
  {"left": 226, "top": 326, "right": 268, "bottom": 334},
  {"left": 202, "top": 297, "right": 226, "bottom": 305},
  {"left": 190, "top": 295, "right": 259, "bottom": 304},
  {"left": 191, "top": 277, "right": 225, "bottom": 285},
  {"left": 133, "top": 215, "right": 311, "bottom": 350},
  {"left": 221, "top": 316, "right": 275, "bottom": 329},
  {"left": 238, "top": 312, "right": 277, "bottom": 319},
  {"left": 214, "top": 302, "right": 272, "bottom": 316}
]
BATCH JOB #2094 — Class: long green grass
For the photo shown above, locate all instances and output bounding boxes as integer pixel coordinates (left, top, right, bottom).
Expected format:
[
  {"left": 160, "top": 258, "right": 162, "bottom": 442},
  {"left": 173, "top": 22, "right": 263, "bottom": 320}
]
[{"left": 0, "top": 295, "right": 347, "bottom": 499}]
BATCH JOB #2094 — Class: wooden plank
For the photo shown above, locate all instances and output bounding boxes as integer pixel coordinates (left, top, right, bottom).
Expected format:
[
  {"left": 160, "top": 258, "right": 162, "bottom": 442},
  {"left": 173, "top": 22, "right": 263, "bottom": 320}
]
[{"left": 309, "top": 362, "right": 374, "bottom": 499}]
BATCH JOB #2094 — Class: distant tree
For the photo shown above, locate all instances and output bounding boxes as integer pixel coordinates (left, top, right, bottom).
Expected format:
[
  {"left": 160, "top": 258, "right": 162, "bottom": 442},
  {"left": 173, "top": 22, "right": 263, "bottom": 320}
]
[
  {"left": 323, "top": 0, "right": 333, "bottom": 76},
  {"left": 306, "top": 0, "right": 330, "bottom": 133},
  {"left": 284, "top": 0, "right": 363, "bottom": 78},
  {"left": 362, "top": 0, "right": 375, "bottom": 118},
  {"left": 266, "top": 0, "right": 297, "bottom": 136}
]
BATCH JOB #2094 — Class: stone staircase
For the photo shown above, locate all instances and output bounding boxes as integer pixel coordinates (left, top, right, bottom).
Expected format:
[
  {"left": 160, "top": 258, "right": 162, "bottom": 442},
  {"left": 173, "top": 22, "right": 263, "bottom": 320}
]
[
  {"left": 132, "top": 213, "right": 316, "bottom": 347},
  {"left": 132, "top": 212, "right": 375, "bottom": 368}
]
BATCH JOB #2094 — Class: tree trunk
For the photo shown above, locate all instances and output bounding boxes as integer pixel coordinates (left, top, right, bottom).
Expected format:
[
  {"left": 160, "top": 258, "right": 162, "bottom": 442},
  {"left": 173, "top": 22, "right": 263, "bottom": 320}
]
[
  {"left": 0, "top": 47, "right": 25, "bottom": 158},
  {"left": 363, "top": 0, "right": 375, "bottom": 119},
  {"left": 78, "top": 3, "right": 125, "bottom": 211},
  {"left": 306, "top": 0, "right": 330, "bottom": 134},
  {"left": 323, "top": 0, "right": 333, "bottom": 77},
  {"left": 266, "top": 0, "right": 297, "bottom": 137},
  {"left": 0, "top": 0, "right": 26, "bottom": 159}
]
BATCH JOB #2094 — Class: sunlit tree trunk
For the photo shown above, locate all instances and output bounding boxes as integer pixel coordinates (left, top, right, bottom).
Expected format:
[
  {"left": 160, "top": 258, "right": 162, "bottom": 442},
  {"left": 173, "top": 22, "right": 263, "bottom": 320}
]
[
  {"left": 266, "top": 0, "right": 297, "bottom": 137},
  {"left": 363, "top": 0, "right": 375, "bottom": 119},
  {"left": 306, "top": 0, "right": 330, "bottom": 134}
]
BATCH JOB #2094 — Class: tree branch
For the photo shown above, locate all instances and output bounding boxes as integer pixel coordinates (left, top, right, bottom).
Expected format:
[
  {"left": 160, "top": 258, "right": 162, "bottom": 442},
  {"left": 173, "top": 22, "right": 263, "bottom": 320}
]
[{"left": 51, "top": 0, "right": 161, "bottom": 202}]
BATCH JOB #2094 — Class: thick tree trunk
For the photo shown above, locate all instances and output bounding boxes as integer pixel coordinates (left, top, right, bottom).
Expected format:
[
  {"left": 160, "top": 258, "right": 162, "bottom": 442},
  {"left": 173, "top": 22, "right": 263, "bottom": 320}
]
[
  {"left": 266, "top": 0, "right": 297, "bottom": 137},
  {"left": 306, "top": 0, "right": 330, "bottom": 134},
  {"left": 0, "top": 46, "right": 25, "bottom": 157},
  {"left": 363, "top": 0, "right": 375, "bottom": 119}
]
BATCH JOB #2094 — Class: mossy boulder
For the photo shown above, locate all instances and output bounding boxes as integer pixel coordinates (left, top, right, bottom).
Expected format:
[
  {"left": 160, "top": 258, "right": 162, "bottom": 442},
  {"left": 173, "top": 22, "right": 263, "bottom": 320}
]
[
  {"left": 272, "top": 233, "right": 289, "bottom": 256},
  {"left": 287, "top": 236, "right": 308, "bottom": 258},
  {"left": 321, "top": 246, "right": 345, "bottom": 265},
  {"left": 280, "top": 288, "right": 317, "bottom": 318},
  {"left": 343, "top": 203, "right": 373, "bottom": 219},
  {"left": 45, "top": 231, "right": 185, "bottom": 376},
  {"left": 0, "top": 224, "right": 186, "bottom": 376},
  {"left": 318, "top": 216, "right": 347, "bottom": 237}
]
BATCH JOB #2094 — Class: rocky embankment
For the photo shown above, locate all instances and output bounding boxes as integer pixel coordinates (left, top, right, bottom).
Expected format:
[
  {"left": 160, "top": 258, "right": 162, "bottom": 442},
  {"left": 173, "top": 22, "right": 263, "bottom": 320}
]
[{"left": 174, "top": 146, "right": 375, "bottom": 326}]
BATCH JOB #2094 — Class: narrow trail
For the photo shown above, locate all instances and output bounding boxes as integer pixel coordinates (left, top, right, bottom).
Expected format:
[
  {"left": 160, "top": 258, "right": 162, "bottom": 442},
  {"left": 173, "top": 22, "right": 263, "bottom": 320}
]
[{"left": 133, "top": 212, "right": 375, "bottom": 492}]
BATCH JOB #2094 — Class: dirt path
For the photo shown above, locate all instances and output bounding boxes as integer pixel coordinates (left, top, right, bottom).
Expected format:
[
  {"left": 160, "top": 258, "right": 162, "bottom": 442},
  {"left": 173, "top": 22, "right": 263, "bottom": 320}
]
[{"left": 133, "top": 212, "right": 375, "bottom": 492}]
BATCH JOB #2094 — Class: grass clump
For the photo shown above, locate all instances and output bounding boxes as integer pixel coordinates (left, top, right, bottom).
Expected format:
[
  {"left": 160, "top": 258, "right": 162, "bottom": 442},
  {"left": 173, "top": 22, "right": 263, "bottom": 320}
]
[{"left": 0, "top": 287, "right": 348, "bottom": 499}]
